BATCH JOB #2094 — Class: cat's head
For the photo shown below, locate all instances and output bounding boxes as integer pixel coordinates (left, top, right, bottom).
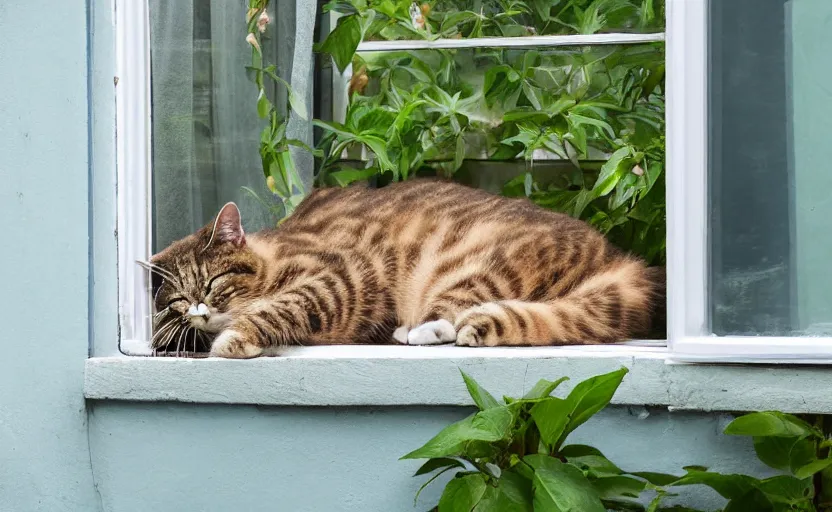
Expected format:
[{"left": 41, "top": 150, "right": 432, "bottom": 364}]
[{"left": 142, "top": 202, "right": 261, "bottom": 352}]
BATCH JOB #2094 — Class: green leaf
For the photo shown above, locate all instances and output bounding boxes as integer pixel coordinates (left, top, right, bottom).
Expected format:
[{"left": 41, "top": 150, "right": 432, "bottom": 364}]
[
  {"left": 453, "top": 133, "right": 466, "bottom": 173},
  {"left": 460, "top": 370, "right": 501, "bottom": 410},
  {"left": 560, "top": 445, "right": 605, "bottom": 457},
  {"left": 794, "top": 458, "right": 832, "bottom": 480},
  {"left": 592, "top": 475, "right": 646, "bottom": 499},
  {"left": 503, "top": 108, "right": 550, "bottom": 124},
  {"left": 284, "top": 139, "right": 322, "bottom": 157},
  {"left": 402, "top": 407, "right": 514, "bottom": 460},
  {"left": 566, "top": 454, "right": 623, "bottom": 478},
  {"left": 256, "top": 89, "right": 271, "bottom": 119},
  {"left": 312, "top": 119, "right": 356, "bottom": 140},
  {"left": 526, "top": 456, "right": 605, "bottom": 512},
  {"left": 757, "top": 475, "right": 814, "bottom": 504},
  {"left": 589, "top": 147, "right": 632, "bottom": 199},
  {"left": 471, "top": 406, "right": 515, "bottom": 438},
  {"left": 438, "top": 473, "right": 488, "bottom": 512},
  {"left": 671, "top": 471, "right": 759, "bottom": 500},
  {"left": 415, "top": 465, "right": 463, "bottom": 505},
  {"left": 358, "top": 136, "right": 397, "bottom": 175},
  {"left": 472, "top": 472, "right": 533, "bottom": 512},
  {"left": 414, "top": 458, "right": 465, "bottom": 477},
  {"left": 262, "top": 68, "right": 308, "bottom": 120},
  {"left": 531, "top": 0, "right": 553, "bottom": 22},
  {"left": 753, "top": 436, "right": 799, "bottom": 472},
  {"left": 267, "top": 158, "right": 291, "bottom": 197},
  {"left": 723, "top": 488, "right": 774, "bottom": 512},
  {"left": 629, "top": 472, "right": 682, "bottom": 487},
  {"left": 316, "top": 14, "right": 362, "bottom": 73},
  {"left": 567, "top": 112, "right": 615, "bottom": 139},
  {"left": 559, "top": 367, "right": 629, "bottom": 444},
  {"left": 530, "top": 398, "right": 571, "bottom": 447},
  {"left": 788, "top": 437, "right": 817, "bottom": 476},
  {"left": 328, "top": 167, "right": 379, "bottom": 187},
  {"left": 724, "top": 412, "right": 821, "bottom": 438},
  {"left": 604, "top": 498, "right": 646, "bottom": 512},
  {"left": 523, "top": 377, "right": 569, "bottom": 400}
]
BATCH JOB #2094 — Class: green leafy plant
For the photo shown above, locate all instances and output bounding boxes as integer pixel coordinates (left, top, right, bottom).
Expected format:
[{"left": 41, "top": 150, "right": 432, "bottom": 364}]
[
  {"left": 314, "top": 0, "right": 666, "bottom": 264},
  {"left": 245, "top": 0, "right": 320, "bottom": 218},
  {"left": 403, "top": 369, "right": 832, "bottom": 511}
]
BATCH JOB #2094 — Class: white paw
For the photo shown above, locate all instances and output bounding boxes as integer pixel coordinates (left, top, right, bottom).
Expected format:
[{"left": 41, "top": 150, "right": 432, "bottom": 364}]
[
  {"left": 407, "top": 320, "right": 457, "bottom": 345},
  {"left": 455, "top": 325, "right": 481, "bottom": 347},
  {"left": 209, "top": 330, "right": 263, "bottom": 358},
  {"left": 392, "top": 325, "right": 410, "bottom": 344}
]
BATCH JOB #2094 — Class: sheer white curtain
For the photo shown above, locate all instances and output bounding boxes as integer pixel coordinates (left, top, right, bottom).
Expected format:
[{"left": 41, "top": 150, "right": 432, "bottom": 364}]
[{"left": 149, "top": 0, "right": 315, "bottom": 250}]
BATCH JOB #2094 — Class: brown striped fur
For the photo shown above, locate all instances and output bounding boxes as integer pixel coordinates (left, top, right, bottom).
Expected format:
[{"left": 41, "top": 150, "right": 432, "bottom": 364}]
[{"left": 149, "top": 179, "right": 665, "bottom": 358}]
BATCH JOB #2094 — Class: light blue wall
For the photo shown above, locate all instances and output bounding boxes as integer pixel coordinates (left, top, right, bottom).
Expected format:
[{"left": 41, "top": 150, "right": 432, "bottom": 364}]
[
  {"left": 0, "top": 1, "right": 775, "bottom": 512},
  {"left": 86, "top": 404, "right": 768, "bottom": 511},
  {"left": 790, "top": 0, "right": 832, "bottom": 332},
  {"left": 0, "top": 1, "right": 99, "bottom": 510}
]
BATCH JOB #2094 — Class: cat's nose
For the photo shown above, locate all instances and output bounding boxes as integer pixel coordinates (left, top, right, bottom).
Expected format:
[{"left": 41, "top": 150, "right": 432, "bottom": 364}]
[{"left": 187, "top": 303, "right": 211, "bottom": 318}]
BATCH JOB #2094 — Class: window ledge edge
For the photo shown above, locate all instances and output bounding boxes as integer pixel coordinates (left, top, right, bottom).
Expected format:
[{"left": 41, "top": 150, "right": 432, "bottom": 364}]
[{"left": 84, "top": 345, "right": 832, "bottom": 413}]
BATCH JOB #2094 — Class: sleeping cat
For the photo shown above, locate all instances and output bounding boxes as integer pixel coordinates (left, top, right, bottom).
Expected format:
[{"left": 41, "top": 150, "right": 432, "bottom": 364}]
[{"left": 145, "top": 179, "right": 665, "bottom": 358}]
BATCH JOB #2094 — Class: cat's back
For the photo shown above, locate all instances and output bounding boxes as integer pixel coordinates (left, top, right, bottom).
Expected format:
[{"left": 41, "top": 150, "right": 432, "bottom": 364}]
[{"left": 287, "top": 178, "right": 591, "bottom": 233}]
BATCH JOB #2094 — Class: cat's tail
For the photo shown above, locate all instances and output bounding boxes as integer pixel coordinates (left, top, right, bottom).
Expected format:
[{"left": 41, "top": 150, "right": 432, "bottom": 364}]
[{"left": 453, "top": 259, "right": 664, "bottom": 346}]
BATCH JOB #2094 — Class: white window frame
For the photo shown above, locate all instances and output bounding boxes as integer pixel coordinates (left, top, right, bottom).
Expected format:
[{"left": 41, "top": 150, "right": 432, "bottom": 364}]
[
  {"left": 116, "top": 0, "right": 154, "bottom": 353},
  {"left": 664, "top": 0, "right": 832, "bottom": 363},
  {"left": 114, "top": 0, "right": 832, "bottom": 364}
]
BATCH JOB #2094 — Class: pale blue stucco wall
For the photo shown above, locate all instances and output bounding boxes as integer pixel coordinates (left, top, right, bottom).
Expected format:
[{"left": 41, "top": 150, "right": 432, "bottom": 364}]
[
  {"left": 0, "top": 1, "right": 99, "bottom": 510},
  {"left": 86, "top": 405, "right": 768, "bottom": 511},
  {"left": 0, "top": 1, "right": 776, "bottom": 512}
]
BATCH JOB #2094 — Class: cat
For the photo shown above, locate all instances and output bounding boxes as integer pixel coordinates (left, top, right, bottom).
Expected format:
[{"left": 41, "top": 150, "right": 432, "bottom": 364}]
[{"left": 145, "top": 179, "right": 665, "bottom": 358}]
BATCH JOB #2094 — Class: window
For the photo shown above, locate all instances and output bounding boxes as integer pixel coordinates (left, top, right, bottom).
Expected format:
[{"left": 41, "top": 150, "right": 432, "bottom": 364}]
[
  {"left": 116, "top": 0, "right": 316, "bottom": 352},
  {"left": 113, "top": 0, "right": 832, "bottom": 363},
  {"left": 669, "top": 0, "right": 832, "bottom": 362}
]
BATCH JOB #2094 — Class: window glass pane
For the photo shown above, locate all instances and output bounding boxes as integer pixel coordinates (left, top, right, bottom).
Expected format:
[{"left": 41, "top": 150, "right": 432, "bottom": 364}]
[
  {"left": 345, "top": 0, "right": 664, "bottom": 40},
  {"left": 149, "top": 0, "right": 309, "bottom": 251},
  {"left": 709, "top": 0, "right": 830, "bottom": 335},
  {"left": 317, "top": 43, "right": 666, "bottom": 265}
]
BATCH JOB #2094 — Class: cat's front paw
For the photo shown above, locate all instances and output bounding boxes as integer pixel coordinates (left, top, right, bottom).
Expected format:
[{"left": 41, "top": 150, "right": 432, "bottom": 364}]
[{"left": 209, "top": 330, "right": 265, "bottom": 359}]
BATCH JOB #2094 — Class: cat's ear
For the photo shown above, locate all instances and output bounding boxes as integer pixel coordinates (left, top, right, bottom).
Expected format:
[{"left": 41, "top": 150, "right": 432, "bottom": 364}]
[{"left": 209, "top": 202, "right": 245, "bottom": 247}]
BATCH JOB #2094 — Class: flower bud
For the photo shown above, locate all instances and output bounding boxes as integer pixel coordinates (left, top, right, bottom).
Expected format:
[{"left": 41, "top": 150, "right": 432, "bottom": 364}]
[
  {"left": 246, "top": 33, "right": 261, "bottom": 52},
  {"left": 257, "top": 11, "right": 270, "bottom": 33}
]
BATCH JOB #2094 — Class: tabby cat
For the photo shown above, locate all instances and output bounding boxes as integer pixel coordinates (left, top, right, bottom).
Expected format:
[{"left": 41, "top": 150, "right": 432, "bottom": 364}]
[{"left": 146, "top": 179, "right": 665, "bottom": 358}]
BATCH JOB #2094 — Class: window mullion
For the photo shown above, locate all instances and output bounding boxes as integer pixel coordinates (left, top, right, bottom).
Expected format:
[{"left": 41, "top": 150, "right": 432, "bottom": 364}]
[{"left": 356, "top": 32, "right": 665, "bottom": 52}]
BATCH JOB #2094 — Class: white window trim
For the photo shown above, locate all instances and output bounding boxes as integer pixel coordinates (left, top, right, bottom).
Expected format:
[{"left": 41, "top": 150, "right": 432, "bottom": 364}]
[
  {"left": 113, "top": 0, "right": 832, "bottom": 365},
  {"left": 116, "top": 0, "right": 154, "bottom": 350},
  {"left": 355, "top": 32, "right": 665, "bottom": 51}
]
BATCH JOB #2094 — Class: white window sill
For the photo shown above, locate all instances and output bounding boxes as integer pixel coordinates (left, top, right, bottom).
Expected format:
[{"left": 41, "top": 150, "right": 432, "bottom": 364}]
[{"left": 85, "top": 344, "right": 832, "bottom": 413}]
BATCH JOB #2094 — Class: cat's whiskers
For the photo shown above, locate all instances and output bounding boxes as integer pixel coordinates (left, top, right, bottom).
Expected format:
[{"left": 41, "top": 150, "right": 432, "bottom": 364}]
[
  {"left": 173, "top": 326, "right": 191, "bottom": 358},
  {"left": 151, "top": 317, "right": 178, "bottom": 341},
  {"left": 136, "top": 260, "right": 181, "bottom": 287},
  {"left": 150, "top": 324, "right": 174, "bottom": 348},
  {"left": 152, "top": 307, "right": 171, "bottom": 320}
]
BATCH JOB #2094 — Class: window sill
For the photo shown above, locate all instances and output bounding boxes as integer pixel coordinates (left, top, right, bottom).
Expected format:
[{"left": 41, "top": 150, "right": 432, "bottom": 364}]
[{"left": 84, "top": 344, "right": 832, "bottom": 413}]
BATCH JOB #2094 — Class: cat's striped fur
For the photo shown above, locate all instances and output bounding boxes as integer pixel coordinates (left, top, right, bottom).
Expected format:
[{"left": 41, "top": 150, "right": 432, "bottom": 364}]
[{"left": 149, "top": 179, "right": 665, "bottom": 358}]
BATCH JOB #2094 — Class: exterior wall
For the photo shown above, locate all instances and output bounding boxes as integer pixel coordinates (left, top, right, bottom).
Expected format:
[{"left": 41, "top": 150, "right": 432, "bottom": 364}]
[
  {"left": 0, "top": 1, "right": 99, "bottom": 510},
  {"left": 86, "top": 404, "right": 767, "bottom": 512},
  {"left": 791, "top": 0, "right": 832, "bottom": 331}
]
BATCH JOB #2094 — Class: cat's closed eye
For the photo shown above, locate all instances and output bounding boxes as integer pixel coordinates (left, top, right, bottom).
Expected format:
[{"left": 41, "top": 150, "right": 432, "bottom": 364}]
[
  {"left": 206, "top": 271, "right": 236, "bottom": 293},
  {"left": 167, "top": 297, "right": 187, "bottom": 307}
]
